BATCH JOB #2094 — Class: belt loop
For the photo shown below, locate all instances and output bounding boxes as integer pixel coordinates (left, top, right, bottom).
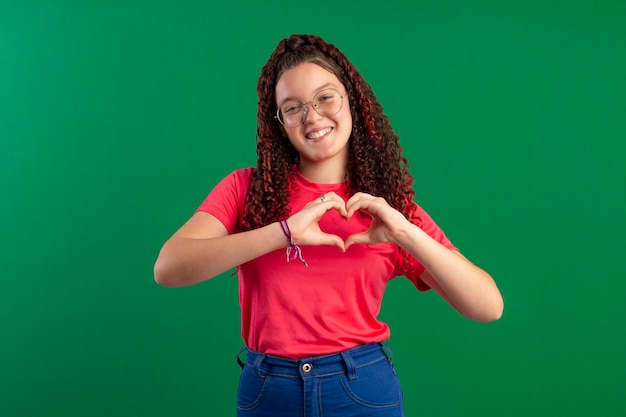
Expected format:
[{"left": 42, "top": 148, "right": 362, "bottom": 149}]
[
  {"left": 340, "top": 350, "right": 358, "bottom": 380},
  {"left": 237, "top": 347, "right": 266, "bottom": 378},
  {"left": 236, "top": 347, "right": 247, "bottom": 370},
  {"left": 380, "top": 342, "right": 397, "bottom": 375},
  {"left": 380, "top": 342, "right": 393, "bottom": 361},
  {"left": 252, "top": 350, "right": 266, "bottom": 378}
]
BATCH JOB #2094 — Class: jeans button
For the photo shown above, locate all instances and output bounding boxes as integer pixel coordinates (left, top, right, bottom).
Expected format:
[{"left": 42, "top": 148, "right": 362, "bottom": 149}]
[{"left": 302, "top": 363, "right": 312, "bottom": 373}]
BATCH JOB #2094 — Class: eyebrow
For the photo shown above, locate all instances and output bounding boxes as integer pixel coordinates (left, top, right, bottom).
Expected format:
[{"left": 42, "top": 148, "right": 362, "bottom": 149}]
[{"left": 277, "top": 83, "right": 339, "bottom": 106}]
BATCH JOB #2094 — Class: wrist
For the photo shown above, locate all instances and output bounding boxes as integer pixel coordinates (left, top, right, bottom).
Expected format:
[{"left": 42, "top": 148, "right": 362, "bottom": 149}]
[
  {"left": 390, "top": 220, "right": 421, "bottom": 248},
  {"left": 279, "top": 220, "right": 308, "bottom": 267}
]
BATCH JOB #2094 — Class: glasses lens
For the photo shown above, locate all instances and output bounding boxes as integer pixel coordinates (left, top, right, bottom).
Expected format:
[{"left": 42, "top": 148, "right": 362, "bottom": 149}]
[
  {"left": 313, "top": 89, "right": 343, "bottom": 117},
  {"left": 278, "top": 101, "right": 303, "bottom": 127}
]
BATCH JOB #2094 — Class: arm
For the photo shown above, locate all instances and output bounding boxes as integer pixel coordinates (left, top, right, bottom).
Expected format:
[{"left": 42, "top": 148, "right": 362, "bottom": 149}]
[
  {"left": 344, "top": 193, "right": 504, "bottom": 322},
  {"left": 154, "top": 193, "right": 348, "bottom": 288},
  {"left": 153, "top": 212, "right": 286, "bottom": 287},
  {"left": 394, "top": 228, "right": 503, "bottom": 322}
]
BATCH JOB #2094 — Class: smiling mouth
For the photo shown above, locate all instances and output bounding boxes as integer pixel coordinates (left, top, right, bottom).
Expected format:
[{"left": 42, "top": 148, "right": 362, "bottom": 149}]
[{"left": 306, "top": 127, "right": 333, "bottom": 140}]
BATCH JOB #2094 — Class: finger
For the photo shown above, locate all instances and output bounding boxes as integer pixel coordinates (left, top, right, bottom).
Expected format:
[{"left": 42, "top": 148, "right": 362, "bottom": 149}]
[
  {"left": 316, "top": 191, "right": 341, "bottom": 203},
  {"left": 344, "top": 231, "right": 372, "bottom": 250},
  {"left": 304, "top": 198, "right": 345, "bottom": 217},
  {"left": 346, "top": 195, "right": 380, "bottom": 218},
  {"left": 318, "top": 192, "right": 348, "bottom": 217},
  {"left": 304, "top": 192, "right": 342, "bottom": 209},
  {"left": 317, "top": 232, "right": 346, "bottom": 252},
  {"left": 348, "top": 192, "right": 373, "bottom": 201},
  {"left": 345, "top": 193, "right": 363, "bottom": 218}
]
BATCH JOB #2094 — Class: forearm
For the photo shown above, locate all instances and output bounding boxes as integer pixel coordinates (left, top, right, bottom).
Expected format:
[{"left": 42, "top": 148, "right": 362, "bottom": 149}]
[
  {"left": 394, "top": 223, "right": 503, "bottom": 322},
  {"left": 154, "top": 222, "right": 285, "bottom": 287}
]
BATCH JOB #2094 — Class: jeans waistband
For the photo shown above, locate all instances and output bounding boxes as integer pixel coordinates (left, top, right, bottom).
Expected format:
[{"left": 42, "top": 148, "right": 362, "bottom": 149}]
[{"left": 238, "top": 343, "right": 393, "bottom": 380}]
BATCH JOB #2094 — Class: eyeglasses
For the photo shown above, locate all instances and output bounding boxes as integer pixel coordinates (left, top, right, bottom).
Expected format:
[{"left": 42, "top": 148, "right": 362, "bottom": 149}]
[{"left": 275, "top": 88, "right": 347, "bottom": 128}]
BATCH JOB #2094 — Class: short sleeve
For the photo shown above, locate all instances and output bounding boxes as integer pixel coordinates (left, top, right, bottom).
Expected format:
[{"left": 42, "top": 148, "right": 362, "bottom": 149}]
[
  {"left": 195, "top": 168, "right": 254, "bottom": 234},
  {"left": 398, "top": 202, "right": 458, "bottom": 291}
]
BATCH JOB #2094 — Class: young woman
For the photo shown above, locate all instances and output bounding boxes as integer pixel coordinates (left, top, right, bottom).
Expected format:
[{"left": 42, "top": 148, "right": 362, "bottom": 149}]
[{"left": 154, "top": 34, "right": 503, "bottom": 417}]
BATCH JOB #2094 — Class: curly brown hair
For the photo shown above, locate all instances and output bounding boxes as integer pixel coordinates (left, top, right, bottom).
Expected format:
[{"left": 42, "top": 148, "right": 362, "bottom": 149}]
[{"left": 241, "top": 34, "right": 420, "bottom": 231}]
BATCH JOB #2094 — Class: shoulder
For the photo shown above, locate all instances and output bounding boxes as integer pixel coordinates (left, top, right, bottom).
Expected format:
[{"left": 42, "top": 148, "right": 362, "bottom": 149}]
[
  {"left": 229, "top": 167, "right": 256, "bottom": 182},
  {"left": 196, "top": 167, "right": 256, "bottom": 233},
  {"left": 216, "top": 167, "right": 256, "bottom": 191},
  {"left": 202, "top": 167, "right": 256, "bottom": 202}
]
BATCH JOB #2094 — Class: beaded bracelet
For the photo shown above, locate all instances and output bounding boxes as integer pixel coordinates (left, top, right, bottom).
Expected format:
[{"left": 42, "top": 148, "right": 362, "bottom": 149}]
[{"left": 279, "top": 220, "right": 308, "bottom": 268}]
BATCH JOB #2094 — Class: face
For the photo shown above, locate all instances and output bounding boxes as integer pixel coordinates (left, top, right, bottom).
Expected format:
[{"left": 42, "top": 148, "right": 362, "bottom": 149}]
[{"left": 275, "top": 62, "right": 352, "bottom": 168}]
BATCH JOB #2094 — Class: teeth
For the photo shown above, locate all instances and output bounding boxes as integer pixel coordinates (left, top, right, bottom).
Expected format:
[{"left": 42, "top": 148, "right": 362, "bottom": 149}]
[{"left": 307, "top": 128, "right": 332, "bottom": 139}]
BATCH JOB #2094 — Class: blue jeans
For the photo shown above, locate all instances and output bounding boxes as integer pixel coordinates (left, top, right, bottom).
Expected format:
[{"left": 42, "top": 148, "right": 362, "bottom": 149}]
[{"left": 236, "top": 343, "right": 405, "bottom": 417}]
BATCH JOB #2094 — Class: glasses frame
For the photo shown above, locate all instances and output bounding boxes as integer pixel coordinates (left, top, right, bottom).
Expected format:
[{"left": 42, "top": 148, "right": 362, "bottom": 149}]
[{"left": 275, "top": 88, "right": 347, "bottom": 128}]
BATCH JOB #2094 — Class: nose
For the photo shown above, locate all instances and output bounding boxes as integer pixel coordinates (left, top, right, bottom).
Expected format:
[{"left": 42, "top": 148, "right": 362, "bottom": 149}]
[{"left": 302, "top": 102, "right": 321, "bottom": 124}]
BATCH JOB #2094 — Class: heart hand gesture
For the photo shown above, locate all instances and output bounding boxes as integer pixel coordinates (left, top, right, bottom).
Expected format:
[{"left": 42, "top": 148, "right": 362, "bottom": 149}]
[{"left": 285, "top": 192, "right": 409, "bottom": 252}]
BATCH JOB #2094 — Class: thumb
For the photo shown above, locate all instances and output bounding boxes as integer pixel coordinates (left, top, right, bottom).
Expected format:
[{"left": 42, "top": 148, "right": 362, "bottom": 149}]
[
  {"left": 344, "top": 232, "right": 371, "bottom": 251},
  {"left": 314, "top": 232, "right": 346, "bottom": 252}
]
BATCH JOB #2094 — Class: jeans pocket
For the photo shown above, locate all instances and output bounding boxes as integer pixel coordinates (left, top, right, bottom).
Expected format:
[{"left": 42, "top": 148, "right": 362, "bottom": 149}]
[
  {"left": 339, "top": 357, "right": 403, "bottom": 408},
  {"left": 237, "top": 365, "right": 272, "bottom": 411}
]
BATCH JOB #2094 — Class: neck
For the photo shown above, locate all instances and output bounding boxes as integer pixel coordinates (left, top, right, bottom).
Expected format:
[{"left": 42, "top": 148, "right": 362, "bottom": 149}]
[{"left": 298, "top": 159, "right": 347, "bottom": 184}]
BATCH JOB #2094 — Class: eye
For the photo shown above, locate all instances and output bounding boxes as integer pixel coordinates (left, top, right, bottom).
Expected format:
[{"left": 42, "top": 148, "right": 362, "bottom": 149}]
[
  {"left": 316, "top": 90, "right": 338, "bottom": 104},
  {"left": 282, "top": 102, "right": 301, "bottom": 115},
  {"left": 318, "top": 95, "right": 333, "bottom": 103}
]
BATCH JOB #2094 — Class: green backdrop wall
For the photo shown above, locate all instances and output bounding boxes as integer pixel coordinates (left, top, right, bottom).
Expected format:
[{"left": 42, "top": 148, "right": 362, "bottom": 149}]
[{"left": 1, "top": 1, "right": 625, "bottom": 416}]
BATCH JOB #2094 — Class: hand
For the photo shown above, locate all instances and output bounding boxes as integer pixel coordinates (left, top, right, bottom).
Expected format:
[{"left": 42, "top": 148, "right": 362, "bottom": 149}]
[
  {"left": 286, "top": 192, "right": 348, "bottom": 251},
  {"left": 344, "top": 192, "right": 410, "bottom": 250}
]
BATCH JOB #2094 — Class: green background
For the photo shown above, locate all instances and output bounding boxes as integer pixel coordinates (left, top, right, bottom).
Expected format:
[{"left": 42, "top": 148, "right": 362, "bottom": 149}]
[{"left": 1, "top": 1, "right": 625, "bottom": 416}]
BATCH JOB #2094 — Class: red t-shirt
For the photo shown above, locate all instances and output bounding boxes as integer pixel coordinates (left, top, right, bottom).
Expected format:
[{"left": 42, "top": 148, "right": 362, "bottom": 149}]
[{"left": 197, "top": 168, "right": 457, "bottom": 358}]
